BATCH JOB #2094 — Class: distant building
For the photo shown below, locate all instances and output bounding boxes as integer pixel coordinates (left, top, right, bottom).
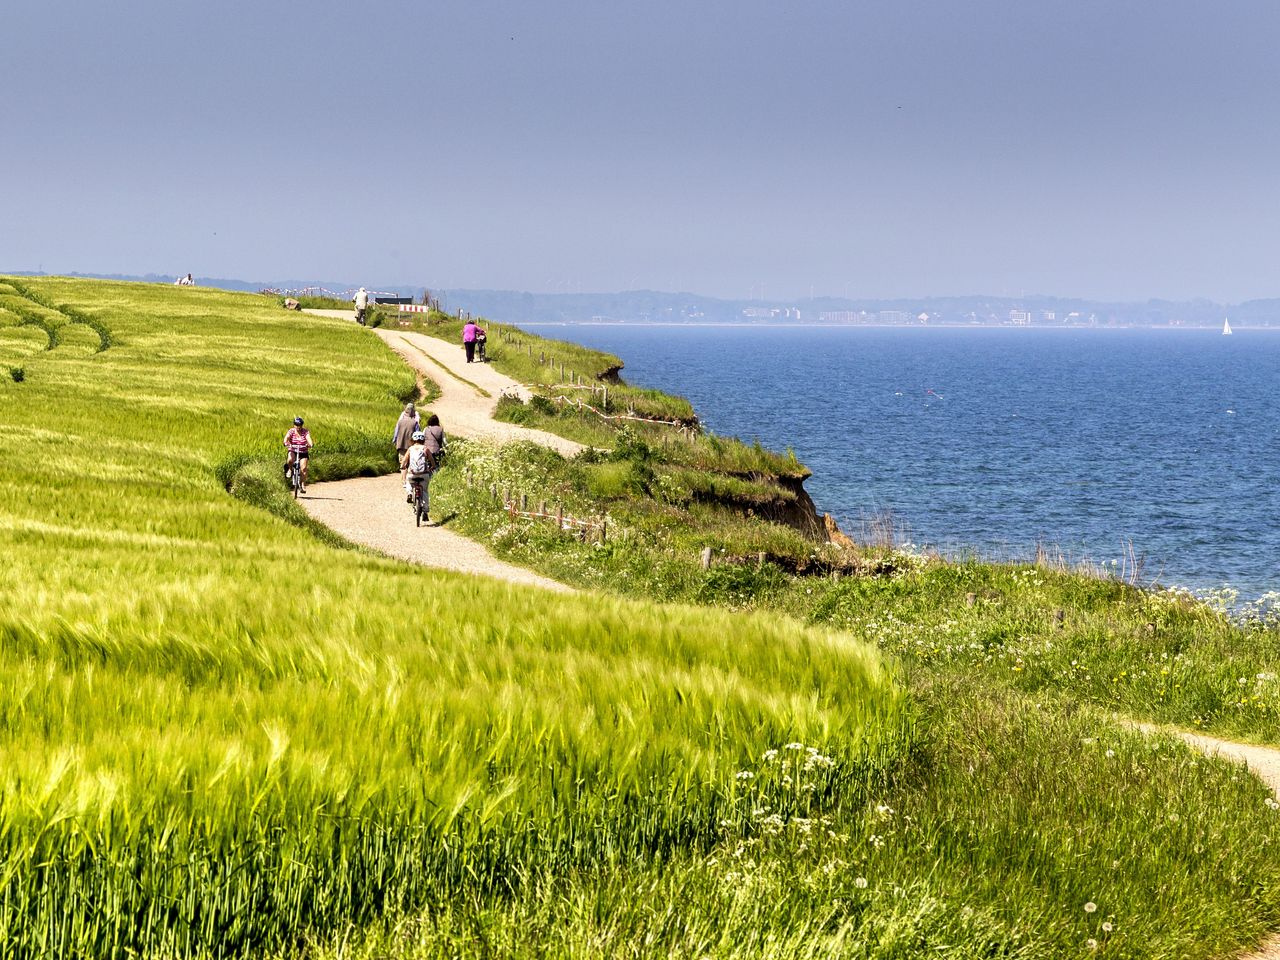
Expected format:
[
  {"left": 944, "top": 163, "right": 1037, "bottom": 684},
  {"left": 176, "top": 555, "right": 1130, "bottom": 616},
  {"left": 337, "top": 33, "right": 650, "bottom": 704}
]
[
  {"left": 878, "top": 310, "right": 909, "bottom": 324},
  {"left": 819, "top": 310, "right": 859, "bottom": 323},
  {"left": 916, "top": 312, "right": 929, "bottom": 324},
  {"left": 1039, "top": 310, "right": 1056, "bottom": 323},
  {"left": 1009, "top": 309, "right": 1031, "bottom": 325},
  {"left": 742, "top": 307, "right": 775, "bottom": 319}
]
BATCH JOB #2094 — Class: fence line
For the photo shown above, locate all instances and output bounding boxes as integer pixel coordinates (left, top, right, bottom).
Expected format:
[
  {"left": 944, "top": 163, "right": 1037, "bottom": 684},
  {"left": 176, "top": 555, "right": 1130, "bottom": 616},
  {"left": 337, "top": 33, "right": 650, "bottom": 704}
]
[{"left": 466, "top": 470, "right": 608, "bottom": 543}]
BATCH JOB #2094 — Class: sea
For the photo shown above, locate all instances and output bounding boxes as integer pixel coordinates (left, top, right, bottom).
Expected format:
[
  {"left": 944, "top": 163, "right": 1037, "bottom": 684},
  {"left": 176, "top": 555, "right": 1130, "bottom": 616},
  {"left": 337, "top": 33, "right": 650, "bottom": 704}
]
[{"left": 525, "top": 323, "right": 1280, "bottom": 599}]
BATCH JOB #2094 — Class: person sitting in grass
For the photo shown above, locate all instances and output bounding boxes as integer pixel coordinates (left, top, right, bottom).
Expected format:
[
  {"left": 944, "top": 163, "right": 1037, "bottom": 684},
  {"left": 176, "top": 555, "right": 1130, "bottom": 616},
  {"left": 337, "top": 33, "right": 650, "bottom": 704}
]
[{"left": 401, "top": 430, "right": 437, "bottom": 510}]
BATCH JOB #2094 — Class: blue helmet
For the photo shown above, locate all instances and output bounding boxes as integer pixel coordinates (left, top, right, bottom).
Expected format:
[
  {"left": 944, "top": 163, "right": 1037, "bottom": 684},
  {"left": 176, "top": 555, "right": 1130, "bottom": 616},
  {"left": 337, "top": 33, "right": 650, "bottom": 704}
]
[{"left": 293, "top": 417, "right": 304, "bottom": 426}]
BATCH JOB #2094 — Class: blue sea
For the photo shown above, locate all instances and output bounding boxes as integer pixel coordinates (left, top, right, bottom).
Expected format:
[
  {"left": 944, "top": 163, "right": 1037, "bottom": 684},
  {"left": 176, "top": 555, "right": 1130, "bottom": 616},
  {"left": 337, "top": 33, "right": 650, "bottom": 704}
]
[{"left": 528, "top": 324, "right": 1280, "bottom": 598}]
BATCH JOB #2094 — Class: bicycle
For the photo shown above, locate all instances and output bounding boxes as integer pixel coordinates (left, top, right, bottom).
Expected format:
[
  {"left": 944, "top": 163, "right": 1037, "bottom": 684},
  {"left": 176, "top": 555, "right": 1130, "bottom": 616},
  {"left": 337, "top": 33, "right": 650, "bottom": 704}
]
[
  {"left": 408, "top": 476, "right": 428, "bottom": 526},
  {"left": 286, "top": 452, "right": 307, "bottom": 498}
]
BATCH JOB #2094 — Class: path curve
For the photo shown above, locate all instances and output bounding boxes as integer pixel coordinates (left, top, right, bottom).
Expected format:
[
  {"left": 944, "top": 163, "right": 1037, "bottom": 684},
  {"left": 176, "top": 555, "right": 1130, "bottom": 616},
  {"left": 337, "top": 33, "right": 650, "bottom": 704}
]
[
  {"left": 306, "top": 309, "right": 582, "bottom": 457},
  {"left": 1139, "top": 724, "right": 1280, "bottom": 960},
  {"left": 297, "top": 309, "right": 579, "bottom": 590},
  {"left": 299, "top": 473, "right": 572, "bottom": 592}
]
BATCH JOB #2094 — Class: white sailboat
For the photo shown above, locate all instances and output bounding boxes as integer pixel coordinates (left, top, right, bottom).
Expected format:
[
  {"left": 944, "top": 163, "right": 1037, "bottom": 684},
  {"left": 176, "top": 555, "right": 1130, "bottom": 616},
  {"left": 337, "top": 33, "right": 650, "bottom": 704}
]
[{"left": 1223, "top": 318, "right": 1233, "bottom": 335}]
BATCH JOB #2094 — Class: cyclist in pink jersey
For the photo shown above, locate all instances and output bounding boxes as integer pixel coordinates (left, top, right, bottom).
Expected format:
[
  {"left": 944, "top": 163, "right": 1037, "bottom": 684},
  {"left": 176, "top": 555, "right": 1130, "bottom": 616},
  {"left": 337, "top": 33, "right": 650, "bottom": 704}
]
[{"left": 283, "top": 417, "right": 314, "bottom": 492}]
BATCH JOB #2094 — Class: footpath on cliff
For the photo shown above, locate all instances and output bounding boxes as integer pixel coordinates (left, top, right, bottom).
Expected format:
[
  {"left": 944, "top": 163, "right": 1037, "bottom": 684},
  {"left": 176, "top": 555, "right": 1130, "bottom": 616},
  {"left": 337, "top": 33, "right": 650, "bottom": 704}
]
[{"left": 298, "top": 309, "right": 578, "bottom": 593}]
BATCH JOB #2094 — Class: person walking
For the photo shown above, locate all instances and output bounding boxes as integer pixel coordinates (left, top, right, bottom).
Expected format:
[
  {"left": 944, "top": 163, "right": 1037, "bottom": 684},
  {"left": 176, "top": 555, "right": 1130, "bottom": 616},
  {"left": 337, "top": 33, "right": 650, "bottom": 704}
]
[
  {"left": 463, "top": 319, "right": 479, "bottom": 363},
  {"left": 392, "top": 403, "right": 419, "bottom": 462},
  {"left": 422, "top": 413, "right": 446, "bottom": 463},
  {"left": 354, "top": 287, "right": 370, "bottom": 325}
]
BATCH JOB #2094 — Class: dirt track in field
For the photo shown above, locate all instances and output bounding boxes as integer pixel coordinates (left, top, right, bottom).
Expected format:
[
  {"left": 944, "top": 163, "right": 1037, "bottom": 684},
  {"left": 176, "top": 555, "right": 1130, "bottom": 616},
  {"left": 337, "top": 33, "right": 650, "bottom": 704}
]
[{"left": 298, "top": 309, "right": 575, "bottom": 592}]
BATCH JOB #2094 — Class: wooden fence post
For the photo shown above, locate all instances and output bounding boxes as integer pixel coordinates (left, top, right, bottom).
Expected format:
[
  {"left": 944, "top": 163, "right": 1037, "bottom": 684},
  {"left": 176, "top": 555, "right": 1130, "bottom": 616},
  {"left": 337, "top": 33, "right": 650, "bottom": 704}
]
[
  {"left": 700, "top": 547, "right": 713, "bottom": 570},
  {"left": 556, "top": 504, "right": 564, "bottom": 530},
  {"left": 600, "top": 518, "right": 607, "bottom": 544},
  {"left": 521, "top": 493, "right": 528, "bottom": 512},
  {"left": 757, "top": 551, "right": 766, "bottom": 570}
]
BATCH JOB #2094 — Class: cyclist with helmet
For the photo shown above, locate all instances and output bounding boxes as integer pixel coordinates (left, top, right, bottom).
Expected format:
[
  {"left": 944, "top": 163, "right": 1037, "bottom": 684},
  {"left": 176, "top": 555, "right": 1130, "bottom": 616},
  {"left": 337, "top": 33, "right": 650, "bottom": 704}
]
[
  {"left": 401, "top": 429, "right": 438, "bottom": 511},
  {"left": 283, "top": 417, "right": 314, "bottom": 492}
]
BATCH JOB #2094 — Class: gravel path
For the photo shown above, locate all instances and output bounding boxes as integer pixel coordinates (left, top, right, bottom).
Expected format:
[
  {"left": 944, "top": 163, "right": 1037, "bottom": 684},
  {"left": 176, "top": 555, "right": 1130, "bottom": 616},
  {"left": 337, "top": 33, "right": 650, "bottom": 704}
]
[
  {"left": 299, "top": 473, "right": 572, "bottom": 592},
  {"left": 298, "top": 309, "right": 577, "bottom": 590}
]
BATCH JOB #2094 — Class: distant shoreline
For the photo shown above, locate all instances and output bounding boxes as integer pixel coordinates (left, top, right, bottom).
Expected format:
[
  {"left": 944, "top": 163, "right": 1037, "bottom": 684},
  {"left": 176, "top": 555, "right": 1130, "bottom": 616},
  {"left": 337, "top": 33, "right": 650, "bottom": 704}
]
[{"left": 518, "top": 321, "right": 1266, "bottom": 331}]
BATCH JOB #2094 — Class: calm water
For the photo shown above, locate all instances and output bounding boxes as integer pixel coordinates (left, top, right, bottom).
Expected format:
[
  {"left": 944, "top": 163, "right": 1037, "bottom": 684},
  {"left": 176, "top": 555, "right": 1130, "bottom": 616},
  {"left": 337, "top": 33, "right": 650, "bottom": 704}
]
[{"left": 527, "top": 324, "right": 1280, "bottom": 597}]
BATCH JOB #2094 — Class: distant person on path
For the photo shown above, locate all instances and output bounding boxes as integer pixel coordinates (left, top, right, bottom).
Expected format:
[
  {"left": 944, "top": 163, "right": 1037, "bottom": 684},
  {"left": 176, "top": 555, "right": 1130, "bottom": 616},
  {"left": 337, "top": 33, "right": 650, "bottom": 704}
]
[
  {"left": 392, "top": 402, "right": 420, "bottom": 460},
  {"left": 283, "top": 417, "right": 314, "bottom": 492},
  {"left": 174, "top": 273, "right": 194, "bottom": 286},
  {"left": 401, "top": 430, "right": 438, "bottom": 508},
  {"left": 354, "top": 287, "right": 369, "bottom": 325},
  {"left": 463, "top": 320, "right": 479, "bottom": 362}
]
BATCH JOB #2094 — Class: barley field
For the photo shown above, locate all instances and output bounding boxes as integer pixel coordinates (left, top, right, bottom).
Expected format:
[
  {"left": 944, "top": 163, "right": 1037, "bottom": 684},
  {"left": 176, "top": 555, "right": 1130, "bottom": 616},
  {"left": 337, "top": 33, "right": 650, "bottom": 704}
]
[{"left": 0, "top": 277, "right": 908, "bottom": 957}]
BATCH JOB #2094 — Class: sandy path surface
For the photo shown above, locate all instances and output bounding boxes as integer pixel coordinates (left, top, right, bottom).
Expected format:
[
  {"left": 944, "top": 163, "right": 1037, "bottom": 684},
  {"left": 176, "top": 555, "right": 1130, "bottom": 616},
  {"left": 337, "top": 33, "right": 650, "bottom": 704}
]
[
  {"left": 299, "top": 473, "right": 572, "bottom": 592},
  {"left": 306, "top": 309, "right": 582, "bottom": 457},
  {"left": 298, "top": 309, "right": 578, "bottom": 590}
]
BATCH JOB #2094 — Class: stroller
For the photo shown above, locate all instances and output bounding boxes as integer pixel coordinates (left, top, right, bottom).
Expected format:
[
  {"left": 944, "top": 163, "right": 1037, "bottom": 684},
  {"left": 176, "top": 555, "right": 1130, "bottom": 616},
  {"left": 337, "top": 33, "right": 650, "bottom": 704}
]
[{"left": 475, "top": 330, "right": 487, "bottom": 362}]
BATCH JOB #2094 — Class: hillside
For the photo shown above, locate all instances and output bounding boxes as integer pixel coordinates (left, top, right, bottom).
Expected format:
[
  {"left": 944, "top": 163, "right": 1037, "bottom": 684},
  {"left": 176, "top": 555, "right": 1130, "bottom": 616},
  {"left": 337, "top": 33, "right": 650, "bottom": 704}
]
[{"left": 4, "top": 278, "right": 1280, "bottom": 959}]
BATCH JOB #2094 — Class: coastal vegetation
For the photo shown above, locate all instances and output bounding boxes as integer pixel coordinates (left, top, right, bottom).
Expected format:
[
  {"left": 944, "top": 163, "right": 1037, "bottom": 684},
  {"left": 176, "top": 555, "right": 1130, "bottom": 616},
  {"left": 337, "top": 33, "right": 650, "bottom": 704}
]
[{"left": 3, "top": 277, "right": 1280, "bottom": 957}]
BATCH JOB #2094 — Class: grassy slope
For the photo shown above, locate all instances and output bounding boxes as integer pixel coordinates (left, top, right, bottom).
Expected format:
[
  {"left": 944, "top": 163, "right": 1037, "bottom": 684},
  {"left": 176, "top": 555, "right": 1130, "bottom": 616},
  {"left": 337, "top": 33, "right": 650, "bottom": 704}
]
[
  {"left": 0, "top": 278, "right": 906, "bottom": 957},
  {"left": 369, "top": 315, "right": 1280, "bottom": 957}
]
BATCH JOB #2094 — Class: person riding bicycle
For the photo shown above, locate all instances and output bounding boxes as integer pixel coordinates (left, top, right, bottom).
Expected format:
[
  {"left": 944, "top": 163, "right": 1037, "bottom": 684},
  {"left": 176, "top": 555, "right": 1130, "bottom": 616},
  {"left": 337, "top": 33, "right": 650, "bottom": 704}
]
[
  {"left": 354, "top": 287, "right": 369, "bottom": 325},
  {"left": 401, "top": 430, "right": 438, "bottom": 510},
  {"left": 283, "top": 417, "right": 314, "bottom": 492}
]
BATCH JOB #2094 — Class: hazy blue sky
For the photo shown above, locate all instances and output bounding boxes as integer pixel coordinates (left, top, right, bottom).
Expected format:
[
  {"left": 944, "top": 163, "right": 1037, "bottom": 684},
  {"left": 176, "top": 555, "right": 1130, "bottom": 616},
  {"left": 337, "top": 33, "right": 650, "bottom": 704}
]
[{"left": 4, "top": 0, "right": 1278, "bottom": 300}]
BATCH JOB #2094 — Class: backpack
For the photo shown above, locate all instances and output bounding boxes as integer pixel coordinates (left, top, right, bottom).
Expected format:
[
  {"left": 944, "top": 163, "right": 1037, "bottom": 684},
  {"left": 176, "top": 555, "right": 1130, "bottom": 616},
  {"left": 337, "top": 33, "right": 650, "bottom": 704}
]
[{"left": 407, "top": 445, "right": 433, "bottom": 477}]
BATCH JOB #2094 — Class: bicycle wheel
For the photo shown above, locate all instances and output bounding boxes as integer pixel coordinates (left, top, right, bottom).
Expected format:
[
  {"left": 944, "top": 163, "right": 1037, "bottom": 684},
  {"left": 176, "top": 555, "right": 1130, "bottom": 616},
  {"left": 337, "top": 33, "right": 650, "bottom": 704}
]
[{"left": 292, "top": 467, "right": 300, "bottom": 499}]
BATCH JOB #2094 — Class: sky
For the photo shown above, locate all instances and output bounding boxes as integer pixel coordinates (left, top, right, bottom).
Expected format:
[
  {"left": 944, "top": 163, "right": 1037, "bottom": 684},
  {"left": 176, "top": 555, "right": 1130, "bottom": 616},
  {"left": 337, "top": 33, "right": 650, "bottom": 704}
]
[{"left": 3, "top": 0, "right": 1279, "bottom": 302}]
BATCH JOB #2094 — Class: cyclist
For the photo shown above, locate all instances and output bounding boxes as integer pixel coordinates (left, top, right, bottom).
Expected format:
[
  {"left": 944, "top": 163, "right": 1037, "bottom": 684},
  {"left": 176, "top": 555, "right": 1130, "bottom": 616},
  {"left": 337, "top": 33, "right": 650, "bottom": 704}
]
[
  {"left": 354, "top": 287, "right": 369, "bottom": 325},
  {"left": 283, "top": 417, "right": 314, "bottom": 492},
  {"left": 402, "top": 429, "right": 438, "bottom": 509}
]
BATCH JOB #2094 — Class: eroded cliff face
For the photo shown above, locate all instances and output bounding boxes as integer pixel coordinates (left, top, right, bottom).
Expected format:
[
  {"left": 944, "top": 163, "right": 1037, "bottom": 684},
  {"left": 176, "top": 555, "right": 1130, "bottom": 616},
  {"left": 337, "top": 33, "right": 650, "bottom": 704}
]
[
  {"left": 757, "top": 474, "right": 823, "bottom": 538},
  {"left": 699, "top": 472, "right": 851, "bottom": 545}
]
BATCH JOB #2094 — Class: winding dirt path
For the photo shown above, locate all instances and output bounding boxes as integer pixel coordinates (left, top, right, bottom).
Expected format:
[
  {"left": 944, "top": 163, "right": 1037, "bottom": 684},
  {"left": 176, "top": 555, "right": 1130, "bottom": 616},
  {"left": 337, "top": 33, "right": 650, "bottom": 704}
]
[
  {"left": 306, "top": 309, "right": 582, "bottom": 457},
  {"left": 297, "top": 309, "right": 578, "bottom": 591}
]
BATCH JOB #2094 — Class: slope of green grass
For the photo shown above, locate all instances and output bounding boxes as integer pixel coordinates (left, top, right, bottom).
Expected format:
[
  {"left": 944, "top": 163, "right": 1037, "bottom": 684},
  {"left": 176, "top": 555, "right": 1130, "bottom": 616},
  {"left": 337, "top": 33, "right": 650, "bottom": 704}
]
[{"left": 0, "top": 277, "right": 907, "bottom": 957}]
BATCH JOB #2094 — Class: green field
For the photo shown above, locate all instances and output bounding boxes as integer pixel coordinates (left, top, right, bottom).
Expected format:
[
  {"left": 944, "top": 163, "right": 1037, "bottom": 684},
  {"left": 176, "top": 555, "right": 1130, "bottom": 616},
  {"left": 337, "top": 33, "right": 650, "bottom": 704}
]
[
  {"left": 0, "top": 278, "right": 908, "bottom": 957},
  {"left": 4, "top": 278, "right": 1280, "bottom": 959}
]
